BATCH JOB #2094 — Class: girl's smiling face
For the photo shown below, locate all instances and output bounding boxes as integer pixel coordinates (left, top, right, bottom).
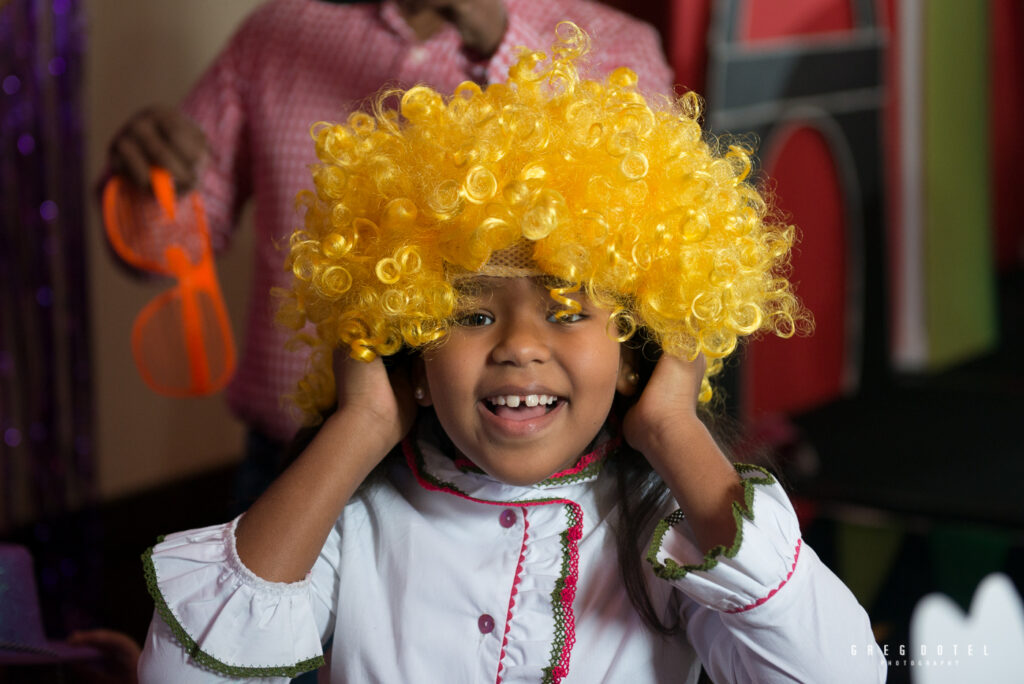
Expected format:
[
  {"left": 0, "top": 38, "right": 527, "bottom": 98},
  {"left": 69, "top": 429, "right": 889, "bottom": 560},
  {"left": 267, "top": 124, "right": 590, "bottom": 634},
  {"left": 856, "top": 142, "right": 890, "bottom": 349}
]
[{"left": 419, "top": 277, "right": 634, "bottom": 486}]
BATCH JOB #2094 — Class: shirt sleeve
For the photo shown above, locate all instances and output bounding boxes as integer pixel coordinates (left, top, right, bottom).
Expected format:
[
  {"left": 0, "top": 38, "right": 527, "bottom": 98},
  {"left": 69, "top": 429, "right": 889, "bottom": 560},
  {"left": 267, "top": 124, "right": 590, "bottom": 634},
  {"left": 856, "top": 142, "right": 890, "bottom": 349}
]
[
  {"left": 646, "top": 465, "right": 887, "bottom": 683},
  {"left": 137, "top": 516, "right": 340, "bottom": 682},
  {"left": 177, "top": 14, "right": 256, "bottom": 254},
  {"left": 589, "top": 16, "right": 675, "bottom": 96}
]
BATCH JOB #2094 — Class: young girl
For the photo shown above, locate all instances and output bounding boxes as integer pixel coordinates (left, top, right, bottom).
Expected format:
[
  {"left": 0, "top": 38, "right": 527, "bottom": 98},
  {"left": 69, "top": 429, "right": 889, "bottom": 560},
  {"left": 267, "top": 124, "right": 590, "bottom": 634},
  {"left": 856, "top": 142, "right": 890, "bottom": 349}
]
[{"left": 138, "top": 25, "right": 886, "bottom": 683}]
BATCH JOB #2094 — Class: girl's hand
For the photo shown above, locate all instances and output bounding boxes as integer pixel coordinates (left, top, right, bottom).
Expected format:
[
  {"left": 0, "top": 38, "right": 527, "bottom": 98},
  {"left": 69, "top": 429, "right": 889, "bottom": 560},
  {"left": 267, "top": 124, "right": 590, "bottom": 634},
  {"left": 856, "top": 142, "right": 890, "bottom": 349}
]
[
  {"left": 622, "top": 352, "right": 744, "bottom": 552},
  {"left": 332, "top": 351, "right": 418, "bottom": 459},
  {"left": 621, "top": 353, "right": 706, "bottom": 459},
  {"left": 234, "top": 353, "right": 417, "bottom": 582}
]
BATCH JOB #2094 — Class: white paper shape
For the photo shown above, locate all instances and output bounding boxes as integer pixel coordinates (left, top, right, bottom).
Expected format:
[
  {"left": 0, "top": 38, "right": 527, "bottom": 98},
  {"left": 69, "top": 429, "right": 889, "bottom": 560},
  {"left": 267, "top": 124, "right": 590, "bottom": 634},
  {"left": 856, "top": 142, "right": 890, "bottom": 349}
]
[{"left": 910, "top": 572, "right": 1024, "bottom": 683}]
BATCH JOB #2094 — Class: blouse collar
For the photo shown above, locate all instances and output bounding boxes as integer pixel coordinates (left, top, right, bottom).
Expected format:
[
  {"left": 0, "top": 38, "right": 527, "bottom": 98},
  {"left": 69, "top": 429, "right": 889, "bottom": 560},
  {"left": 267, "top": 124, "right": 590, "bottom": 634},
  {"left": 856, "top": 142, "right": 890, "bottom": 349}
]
[{"left": 403, "top": 425, "right": 620, "bottom": 504}]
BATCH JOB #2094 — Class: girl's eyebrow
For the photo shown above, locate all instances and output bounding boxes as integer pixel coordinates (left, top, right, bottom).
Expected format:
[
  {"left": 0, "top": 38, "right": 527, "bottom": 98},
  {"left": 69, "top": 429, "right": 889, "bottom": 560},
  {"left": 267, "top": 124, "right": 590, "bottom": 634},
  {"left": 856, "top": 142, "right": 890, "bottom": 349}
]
[
  {"left": 535, "top": 275, "right": 575, "bottom": 290},
  {"left": 453, "top": 278, "right": 492, "bottom": 297}
]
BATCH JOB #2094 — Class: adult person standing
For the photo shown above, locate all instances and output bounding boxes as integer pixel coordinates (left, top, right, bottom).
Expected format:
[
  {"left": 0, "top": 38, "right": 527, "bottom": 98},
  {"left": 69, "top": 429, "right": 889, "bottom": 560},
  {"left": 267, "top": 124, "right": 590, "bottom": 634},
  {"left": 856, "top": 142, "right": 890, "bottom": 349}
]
[{"left": 104, "top": 0, "right": 674, "bottom": 506}]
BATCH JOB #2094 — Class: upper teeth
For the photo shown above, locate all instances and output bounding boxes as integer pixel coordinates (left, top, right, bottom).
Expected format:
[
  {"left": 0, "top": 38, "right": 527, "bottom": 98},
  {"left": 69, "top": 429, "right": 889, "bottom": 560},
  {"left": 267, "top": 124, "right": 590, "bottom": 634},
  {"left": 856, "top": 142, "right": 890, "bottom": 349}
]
[{"left": 488, "top": 394, "right": 558, "bottom": 408}]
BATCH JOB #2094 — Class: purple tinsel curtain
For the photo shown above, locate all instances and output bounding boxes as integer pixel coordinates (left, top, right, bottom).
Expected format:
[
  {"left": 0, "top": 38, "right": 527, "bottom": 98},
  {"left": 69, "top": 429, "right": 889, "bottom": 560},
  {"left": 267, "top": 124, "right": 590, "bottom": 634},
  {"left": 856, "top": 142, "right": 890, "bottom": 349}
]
[{"left": 0, "top": 0, "right": 92, "bottom": 531}]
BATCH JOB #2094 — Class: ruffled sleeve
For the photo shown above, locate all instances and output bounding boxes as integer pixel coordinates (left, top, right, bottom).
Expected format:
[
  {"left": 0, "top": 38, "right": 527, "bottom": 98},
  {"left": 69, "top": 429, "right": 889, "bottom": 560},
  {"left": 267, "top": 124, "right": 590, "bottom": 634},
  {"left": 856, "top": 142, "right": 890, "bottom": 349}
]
[
  {"left": 646, "top": 464, "right": 801, "bottom": 612},
  {"left": 646, "top": 465, "right": 886, "bottom": 683},
  {"left": 140, "top": 516, "right": 325, "bottom": 680}
]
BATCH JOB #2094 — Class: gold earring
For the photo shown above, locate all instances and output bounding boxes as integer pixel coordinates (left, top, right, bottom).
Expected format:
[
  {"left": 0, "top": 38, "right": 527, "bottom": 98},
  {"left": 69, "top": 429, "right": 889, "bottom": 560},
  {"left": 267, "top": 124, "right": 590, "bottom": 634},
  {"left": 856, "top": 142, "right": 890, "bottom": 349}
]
[{"left": 626, "top": 371, "right": 639, "bottom": 385}]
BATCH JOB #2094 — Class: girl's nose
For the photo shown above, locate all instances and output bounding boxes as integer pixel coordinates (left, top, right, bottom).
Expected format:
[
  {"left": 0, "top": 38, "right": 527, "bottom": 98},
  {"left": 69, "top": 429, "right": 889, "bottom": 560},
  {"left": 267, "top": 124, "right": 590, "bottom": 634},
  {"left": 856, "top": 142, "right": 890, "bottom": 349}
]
[{"left": 490, "top": 318, "right": 551, "bottom": 366}]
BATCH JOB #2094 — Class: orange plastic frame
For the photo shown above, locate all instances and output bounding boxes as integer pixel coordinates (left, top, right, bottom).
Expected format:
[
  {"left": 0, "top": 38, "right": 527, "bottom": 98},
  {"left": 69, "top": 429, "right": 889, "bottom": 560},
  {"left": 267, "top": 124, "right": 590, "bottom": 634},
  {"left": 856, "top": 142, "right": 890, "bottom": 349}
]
[{"left": 102, "top": 168, "right": 236, "bottom": 397}]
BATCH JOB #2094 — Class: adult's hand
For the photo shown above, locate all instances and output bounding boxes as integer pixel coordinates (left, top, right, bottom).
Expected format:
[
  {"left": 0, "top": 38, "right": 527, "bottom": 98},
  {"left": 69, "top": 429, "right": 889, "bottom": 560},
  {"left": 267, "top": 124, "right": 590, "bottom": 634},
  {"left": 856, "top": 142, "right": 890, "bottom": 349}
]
[
  {"left": 407, "top": 0, "right": 507, "bottom": 56},
  {"left": 108, "top": 105, "right": 207, "bottom": 191},
  {"left": 442, "top": 0, "right": 507, "bottom": 55}
]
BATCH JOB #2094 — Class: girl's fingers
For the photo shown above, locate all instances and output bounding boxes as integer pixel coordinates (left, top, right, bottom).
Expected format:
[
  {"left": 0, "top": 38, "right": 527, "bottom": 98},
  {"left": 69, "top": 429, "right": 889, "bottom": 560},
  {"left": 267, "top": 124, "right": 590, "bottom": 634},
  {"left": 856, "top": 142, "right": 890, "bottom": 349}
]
[
  {"left": 332, "top": 349, "right": 418, "bottom": 441},
  {"left": 639, "top": 352, "right": 707, "bottom": 414},
  {"left": 652, "top": 352, "right": 705, "bottom": 388},
  {"left": 333, "top": 350, "right": 398, "bottom": 406},
  {"left": 623, "top": 353, "right": 708, "bottom": 456},
  {"left": 332, "top": 348, "right": 382, "bottom": 398}
]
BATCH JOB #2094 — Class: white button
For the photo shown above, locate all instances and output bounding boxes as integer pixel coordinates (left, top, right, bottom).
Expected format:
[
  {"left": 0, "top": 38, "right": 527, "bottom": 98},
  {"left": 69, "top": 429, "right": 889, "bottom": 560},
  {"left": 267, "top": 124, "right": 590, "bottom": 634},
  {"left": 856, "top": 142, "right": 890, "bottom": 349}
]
[{"left": 409, "top": 47, "right": 427, "bottom": 64}]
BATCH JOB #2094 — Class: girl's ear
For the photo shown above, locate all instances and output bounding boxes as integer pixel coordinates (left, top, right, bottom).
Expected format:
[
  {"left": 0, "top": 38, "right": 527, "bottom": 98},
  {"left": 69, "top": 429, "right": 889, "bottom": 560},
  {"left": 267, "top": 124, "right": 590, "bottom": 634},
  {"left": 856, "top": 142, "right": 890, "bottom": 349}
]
[
  {"left": 616, "top": 345, "right": 640, "bottom": 397},
  {"left": 411, "top": 357, "right": 433, "bottom": 406}
]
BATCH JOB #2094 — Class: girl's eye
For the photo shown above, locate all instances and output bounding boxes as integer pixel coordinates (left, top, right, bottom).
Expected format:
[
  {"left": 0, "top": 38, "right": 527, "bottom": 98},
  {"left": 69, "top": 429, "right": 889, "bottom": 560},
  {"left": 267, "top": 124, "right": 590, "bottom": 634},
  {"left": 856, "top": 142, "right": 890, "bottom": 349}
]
[
  {"left": 548, "top": 311, "right": 586, "bottom": 324},
  {"left": 456, "top": 311, "right": 494, "bottom": 327}
]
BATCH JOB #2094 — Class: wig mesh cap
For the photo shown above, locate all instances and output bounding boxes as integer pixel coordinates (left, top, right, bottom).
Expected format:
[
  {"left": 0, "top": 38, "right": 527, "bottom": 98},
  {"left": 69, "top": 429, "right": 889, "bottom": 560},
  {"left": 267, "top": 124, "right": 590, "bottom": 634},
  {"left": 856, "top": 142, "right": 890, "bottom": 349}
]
[{"left": 452, "top": 241, "right": 543, "bottom": 280}]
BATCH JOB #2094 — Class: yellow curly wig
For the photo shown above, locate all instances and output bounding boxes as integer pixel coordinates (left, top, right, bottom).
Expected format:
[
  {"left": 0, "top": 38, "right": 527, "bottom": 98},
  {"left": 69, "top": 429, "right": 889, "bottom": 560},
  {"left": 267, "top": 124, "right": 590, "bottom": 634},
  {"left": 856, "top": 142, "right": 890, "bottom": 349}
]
[{"left": 280, "top": 23, "right": 803, "bottom": 418}]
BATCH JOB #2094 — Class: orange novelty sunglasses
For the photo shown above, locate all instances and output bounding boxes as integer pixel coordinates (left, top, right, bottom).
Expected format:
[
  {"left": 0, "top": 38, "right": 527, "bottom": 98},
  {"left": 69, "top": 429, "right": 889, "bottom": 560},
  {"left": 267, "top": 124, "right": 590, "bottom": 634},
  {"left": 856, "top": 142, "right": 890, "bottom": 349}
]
[{"left": 102, "top": 168, "right": 236, "bottom": 397}]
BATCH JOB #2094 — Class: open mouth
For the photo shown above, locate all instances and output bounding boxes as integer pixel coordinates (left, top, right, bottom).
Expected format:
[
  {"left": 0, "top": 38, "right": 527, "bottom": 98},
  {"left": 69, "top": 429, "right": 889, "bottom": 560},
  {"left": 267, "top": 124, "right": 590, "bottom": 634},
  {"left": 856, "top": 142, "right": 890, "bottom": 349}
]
[{"left": 483, "top": 394, "right": 564, "bottom": 420}]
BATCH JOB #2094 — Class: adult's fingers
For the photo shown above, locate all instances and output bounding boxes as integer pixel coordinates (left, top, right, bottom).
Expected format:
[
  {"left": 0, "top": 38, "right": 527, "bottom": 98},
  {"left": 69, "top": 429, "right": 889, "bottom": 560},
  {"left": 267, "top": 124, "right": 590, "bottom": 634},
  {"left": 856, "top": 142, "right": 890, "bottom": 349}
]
[
  {"left": 108, "top": 107, "right": 205, "bottom": 190},
  {"left": 130, "top": 112, "right": 197, "bottom": 187},
  {"left": 426, "top": 0, "right": 507, "bottom": 55},
  {"left": 110, "top": 134, "right": 153, "bottom": 189},
  {"left": 153, "top": 107, "right": 207, "bottom": 171}
]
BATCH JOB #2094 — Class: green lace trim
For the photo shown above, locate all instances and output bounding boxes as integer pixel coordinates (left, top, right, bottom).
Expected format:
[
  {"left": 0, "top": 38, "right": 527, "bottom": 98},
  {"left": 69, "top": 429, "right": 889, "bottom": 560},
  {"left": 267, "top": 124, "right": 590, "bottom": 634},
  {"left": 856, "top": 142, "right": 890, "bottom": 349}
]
[
  {"left": 408, "top": 439, "right": 568, "bottom": 505},
  {"left": 452, "top": 457, "right": 603, "bottom": 487},
  {"left": 410, "top": 441, "right": 473, "bottom": 496},
  {"left": 453, "top": 459, "right": 486, "bottom": 474},
  {"left": 540, "top": 502, "right": 581, "bottom": 684},
  {"left": 141, "top": 541, "right": 325, "bottom": 678},
  {"left": 450, "top": 448, "right": 606, "bottom": 485},
  {"left": 536, "top": 456, "right": 604, "bottom": 488},
  {"left": 407, "top": 440, "right": 581, "bottom": 683},
  {"left": 440, "top": 437, "right": 613, "bottom": 489},
  {"left": 645, "top": 464, "right": 775, "bottom": 580}
]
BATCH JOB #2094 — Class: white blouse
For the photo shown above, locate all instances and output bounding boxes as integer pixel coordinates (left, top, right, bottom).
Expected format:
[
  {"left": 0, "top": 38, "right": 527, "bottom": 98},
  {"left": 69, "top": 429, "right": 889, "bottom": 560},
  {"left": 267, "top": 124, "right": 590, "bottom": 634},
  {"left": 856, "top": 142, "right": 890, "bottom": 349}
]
[{"left": 138, "top": 435, "right": 886, "bottom": 683}]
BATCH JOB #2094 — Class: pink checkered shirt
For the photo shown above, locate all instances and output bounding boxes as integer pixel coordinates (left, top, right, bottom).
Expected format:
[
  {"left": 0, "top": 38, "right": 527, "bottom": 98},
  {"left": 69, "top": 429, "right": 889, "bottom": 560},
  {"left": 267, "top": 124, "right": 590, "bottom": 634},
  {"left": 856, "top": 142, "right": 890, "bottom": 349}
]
[{"left": 183, "top": 0, "right": 674, "bottom": 443}]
